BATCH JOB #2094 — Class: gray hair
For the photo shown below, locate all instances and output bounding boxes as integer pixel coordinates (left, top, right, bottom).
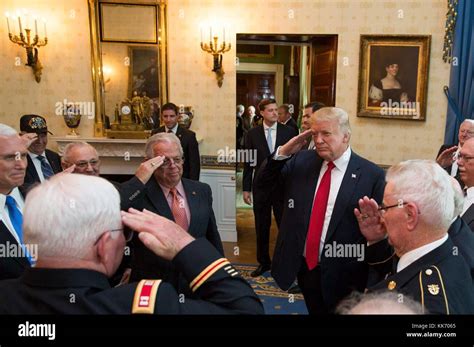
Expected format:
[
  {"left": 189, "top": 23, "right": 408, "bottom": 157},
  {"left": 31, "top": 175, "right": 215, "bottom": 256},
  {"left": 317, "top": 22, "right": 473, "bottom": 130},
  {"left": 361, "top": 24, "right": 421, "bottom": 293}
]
[
  {"left": 23, "top": 174, "right": 121, "bottom": 259},
  {"left": 0, "top": 124, "right": 18, "bottom": 136},
  {"left": 311, "top": 107, "right": 352, "bottom": 136},
  {"left": 145, "top": 132, "right": 183, "bottom": 158},
  {"left": 461, "top": 119, "right": 474, "bottom": 128},
  {"left": 386, "top": 160, "right": 454, "bottom": 232},
  {"left": 337, "top": 290, "right": 423, "bottom": 314},
  {"left": 62, "top": 142, "right": 98, "bottom": 163}
]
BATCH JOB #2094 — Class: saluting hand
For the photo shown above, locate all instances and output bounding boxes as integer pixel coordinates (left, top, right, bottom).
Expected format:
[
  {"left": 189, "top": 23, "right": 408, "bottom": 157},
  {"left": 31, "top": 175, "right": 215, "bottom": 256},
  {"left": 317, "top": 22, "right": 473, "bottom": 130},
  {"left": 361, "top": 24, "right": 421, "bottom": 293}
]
[
  {"left": 436, "top": 146, "right": 457, "bottom": 168},
  {"left": 354, "top": 196, "right": 387, "bottom": 244},
  {"left": 278, "top": 129, "right": 313, "bottom": 156},
  {"left": 135, "top": 156, "right": 165, "bottom": 184},
  {"left": 121, "top": 208, "right": 194, "bottom": 260}
]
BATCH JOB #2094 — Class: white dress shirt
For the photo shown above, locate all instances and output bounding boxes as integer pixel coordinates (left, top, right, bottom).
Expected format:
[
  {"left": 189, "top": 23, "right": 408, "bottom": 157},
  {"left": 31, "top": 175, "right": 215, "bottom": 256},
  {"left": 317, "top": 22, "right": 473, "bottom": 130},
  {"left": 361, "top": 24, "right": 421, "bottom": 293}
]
[
  {"left": 263, "top": 122, "right": 278, "bottom": 153},
  {"left": 462, "top": 186, "right": 474, "bottom": 215},
  {"left": 166, "top": 123, "right": 179, "bottom": 134},
  {"left": 397, "top": 234, "right": 449, "bottom": 273},
  {"left": 28, "top": 151, "right": 52, "bottom": 183},
  {"left": 450, "top": 146, "right": 460, "bottom": 177},
  {"left": 309, "top": 146, "right": 352, "bottom": 259},
  {"left": 0, "top": 188, "right": 25, "bottom": 244}
]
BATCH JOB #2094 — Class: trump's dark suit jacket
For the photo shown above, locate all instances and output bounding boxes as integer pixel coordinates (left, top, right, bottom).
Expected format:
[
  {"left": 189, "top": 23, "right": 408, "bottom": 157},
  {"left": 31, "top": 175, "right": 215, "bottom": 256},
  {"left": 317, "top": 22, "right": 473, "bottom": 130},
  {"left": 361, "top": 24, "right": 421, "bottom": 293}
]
[
  {"left": 130, "top": 177, "right": 224, "bottom": 293},
  {"left": 151, "top": 126, "right": 200, "bottom": 181},
  {"left": 255, "top": 149, "right": 385, "bottom": 308}
]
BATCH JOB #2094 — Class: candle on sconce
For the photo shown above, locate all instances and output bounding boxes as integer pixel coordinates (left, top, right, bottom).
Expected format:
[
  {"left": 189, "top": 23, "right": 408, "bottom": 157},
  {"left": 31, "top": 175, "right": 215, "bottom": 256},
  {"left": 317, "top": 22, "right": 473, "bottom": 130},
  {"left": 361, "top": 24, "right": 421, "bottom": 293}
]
[
  {"left": 18, "top": 15, "right": 22, "bottom": 33},
  {"left": 223, "top": 27, "right": 226, "bottom": 42},
  {"left": 209, "top": 27, "right": 212, "bottom": 41},
  {"left": 200, "top": 27, "right": 203, "bottom": 43},
  {"left": 42, "top": 18, "right": 47, "bottom": 37},
  {"left": 34, "top": 17, "right": 38, "bottom": 36},
  {"left": 5, "top": 12, "right": 11, "bottom": 34}
]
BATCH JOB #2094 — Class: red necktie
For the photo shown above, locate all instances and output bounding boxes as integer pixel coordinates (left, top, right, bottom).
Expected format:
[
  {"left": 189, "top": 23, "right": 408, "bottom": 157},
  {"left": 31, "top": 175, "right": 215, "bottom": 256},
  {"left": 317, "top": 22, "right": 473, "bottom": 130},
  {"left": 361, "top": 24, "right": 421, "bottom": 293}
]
[
  {"left": 169, "top": 188, "right": 189, "bottom": 231},
  {"left": 305, "top": 161, "right": 335, "bottom": 270}
]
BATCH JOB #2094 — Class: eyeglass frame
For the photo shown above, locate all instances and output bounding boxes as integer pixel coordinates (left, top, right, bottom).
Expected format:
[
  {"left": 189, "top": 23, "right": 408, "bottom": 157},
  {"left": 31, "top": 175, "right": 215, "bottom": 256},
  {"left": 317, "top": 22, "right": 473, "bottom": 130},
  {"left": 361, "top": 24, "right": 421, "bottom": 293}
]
[
  {"left": 377, "top": 199, "right": 421, "bottom": 215},
  {"left": 456, "top": 153, "right": 474, "bottom": 162},
  {"left": 93, "top": 228, "right": 133, "bottom": 245},
  {"left": 66, "top": 158, "right": 101, "bottom": 169},
  {"left": 161, "top": 156, "right": 184, "bottom": 168}
]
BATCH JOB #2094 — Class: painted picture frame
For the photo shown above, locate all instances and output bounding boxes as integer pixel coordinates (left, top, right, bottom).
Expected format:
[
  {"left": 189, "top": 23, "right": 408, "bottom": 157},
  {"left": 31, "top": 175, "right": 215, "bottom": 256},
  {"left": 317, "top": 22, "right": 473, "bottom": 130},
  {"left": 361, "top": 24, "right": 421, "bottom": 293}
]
[
  {"left": 357, "top": 35, "right": 431, "bottom": 121},
  {"left": 128, "top": 46, "right": 160, "bottom": 100}
]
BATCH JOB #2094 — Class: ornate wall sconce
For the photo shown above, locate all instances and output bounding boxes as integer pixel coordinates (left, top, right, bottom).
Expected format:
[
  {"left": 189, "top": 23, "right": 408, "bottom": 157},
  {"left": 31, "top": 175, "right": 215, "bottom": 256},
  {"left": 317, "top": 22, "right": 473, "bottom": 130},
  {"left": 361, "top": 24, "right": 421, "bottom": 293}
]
[
  {"left": 200, "top": 27, "right": 231, "bottom": 88},
  {"left": 5, "top": 11, "right": 48, "bottom": 83}
]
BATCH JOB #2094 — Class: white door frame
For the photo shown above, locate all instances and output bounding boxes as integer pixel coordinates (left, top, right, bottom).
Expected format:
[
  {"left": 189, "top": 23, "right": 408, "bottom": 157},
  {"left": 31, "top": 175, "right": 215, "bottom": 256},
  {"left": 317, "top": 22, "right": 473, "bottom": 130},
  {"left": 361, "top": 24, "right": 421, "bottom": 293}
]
[{"left": 236, "top": 63, "right": 284, "bottom": 105}]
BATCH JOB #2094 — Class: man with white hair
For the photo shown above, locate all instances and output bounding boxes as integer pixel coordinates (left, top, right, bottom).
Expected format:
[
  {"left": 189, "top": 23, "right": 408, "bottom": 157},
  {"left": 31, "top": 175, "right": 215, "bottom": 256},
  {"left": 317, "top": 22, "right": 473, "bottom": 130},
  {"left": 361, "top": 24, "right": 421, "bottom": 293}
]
[
  {"left": 355, "top": 160, "right": 474, "bottom": 314},
  {"left": 254, "top": 107, "right": 385, "bottom": 314},
  {"left": 0, "top": 174, "right": 263, "bottom": 314},
  {"left": 129, "top": 132, "right": 223, "bottom": 294},
  {"left": 0, "top": 124, "right": 32, "bottom": 280}
]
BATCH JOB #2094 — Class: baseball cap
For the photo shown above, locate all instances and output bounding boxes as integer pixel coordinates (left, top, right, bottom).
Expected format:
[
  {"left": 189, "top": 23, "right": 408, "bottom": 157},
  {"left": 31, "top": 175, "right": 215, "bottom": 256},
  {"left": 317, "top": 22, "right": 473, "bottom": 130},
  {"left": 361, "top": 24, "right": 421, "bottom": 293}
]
[{"left": 20, "top": 114, "right": 53, "bottom": 135}]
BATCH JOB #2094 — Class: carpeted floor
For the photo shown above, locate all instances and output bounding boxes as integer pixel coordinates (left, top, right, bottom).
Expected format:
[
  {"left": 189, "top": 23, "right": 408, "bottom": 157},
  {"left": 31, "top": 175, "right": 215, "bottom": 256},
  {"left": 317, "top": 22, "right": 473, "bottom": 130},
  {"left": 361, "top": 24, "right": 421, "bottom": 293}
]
[{"left": 235, "top": 264, "right": 308, "bottom": 315}]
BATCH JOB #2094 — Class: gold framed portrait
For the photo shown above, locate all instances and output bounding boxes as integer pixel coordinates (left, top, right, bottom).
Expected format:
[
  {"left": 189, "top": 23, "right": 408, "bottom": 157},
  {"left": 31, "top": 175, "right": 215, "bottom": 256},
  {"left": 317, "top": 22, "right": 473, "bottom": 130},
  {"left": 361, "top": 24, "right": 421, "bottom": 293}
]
[{"left": 357, "top": 35, "right": 431, "bottom": 121}]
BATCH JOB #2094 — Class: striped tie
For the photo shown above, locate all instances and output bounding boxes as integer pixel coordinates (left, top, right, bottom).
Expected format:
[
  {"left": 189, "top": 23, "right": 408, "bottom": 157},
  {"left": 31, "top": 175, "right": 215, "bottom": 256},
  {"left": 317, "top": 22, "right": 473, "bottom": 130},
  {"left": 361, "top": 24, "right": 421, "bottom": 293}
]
[
  {"left": 37, "top": 155, "right": 54, "bottom": 179},
  {"left": 169, "top": 188, "right": 189, "bottom": 231}
]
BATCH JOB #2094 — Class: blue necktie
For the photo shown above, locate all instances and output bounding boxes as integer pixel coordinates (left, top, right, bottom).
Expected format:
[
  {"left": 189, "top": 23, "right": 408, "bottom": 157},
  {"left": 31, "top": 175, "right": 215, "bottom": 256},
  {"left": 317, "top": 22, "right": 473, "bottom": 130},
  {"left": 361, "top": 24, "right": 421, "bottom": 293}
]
[
  {"left": 37, "top": 155, "right": 54, "bottom": 179},
  {"left": 267, "top": 128, "right": 273, "bottom": 152},
  {"left": 5, "top": 196, "right": 32, "bottom": 265}
]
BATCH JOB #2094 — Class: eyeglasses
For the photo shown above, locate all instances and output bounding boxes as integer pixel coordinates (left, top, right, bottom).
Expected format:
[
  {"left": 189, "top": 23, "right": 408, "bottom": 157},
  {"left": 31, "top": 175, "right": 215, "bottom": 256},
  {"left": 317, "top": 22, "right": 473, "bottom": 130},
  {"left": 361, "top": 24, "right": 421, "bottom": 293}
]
[
  {"left": 74, "top": 159, "right": 100, "bottom": 169},
  {"left": 161, "top": 156, "right": 184, "bottom": 168},
  {"left": 93, "top": 228, "right": 133, "bottom": 245},
  {"left": 456, "top": 153, "right": 474, "bottom": 162},
  {"left": 377, "top": 199, "right": 408, "bottom": 213}
]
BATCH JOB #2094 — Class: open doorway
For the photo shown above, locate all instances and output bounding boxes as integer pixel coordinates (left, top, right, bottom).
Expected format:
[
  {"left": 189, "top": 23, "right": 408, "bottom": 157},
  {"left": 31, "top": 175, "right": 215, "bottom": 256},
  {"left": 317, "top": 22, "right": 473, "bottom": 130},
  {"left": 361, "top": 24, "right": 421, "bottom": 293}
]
[{"left": 233, "top": 34, "right": 338, "bottom": 265}]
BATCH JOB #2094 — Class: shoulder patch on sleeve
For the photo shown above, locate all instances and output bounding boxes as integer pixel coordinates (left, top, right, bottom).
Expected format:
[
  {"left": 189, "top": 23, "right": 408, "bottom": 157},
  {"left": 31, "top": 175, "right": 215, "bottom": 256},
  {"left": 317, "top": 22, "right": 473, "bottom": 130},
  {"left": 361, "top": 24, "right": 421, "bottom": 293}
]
[
  {"left": 132, "top": 279, "right": 161, "bottom": 314},
  {"left": 189, "top": 258, "right": 231, "bottom": 292}
]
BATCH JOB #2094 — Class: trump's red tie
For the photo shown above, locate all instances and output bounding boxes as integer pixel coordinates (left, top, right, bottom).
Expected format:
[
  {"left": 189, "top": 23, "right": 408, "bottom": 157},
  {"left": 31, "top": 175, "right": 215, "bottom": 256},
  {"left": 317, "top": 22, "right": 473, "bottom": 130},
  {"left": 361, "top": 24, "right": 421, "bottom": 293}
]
[{"left": 305, "top": 161, "right": 335, "bottom": 270}]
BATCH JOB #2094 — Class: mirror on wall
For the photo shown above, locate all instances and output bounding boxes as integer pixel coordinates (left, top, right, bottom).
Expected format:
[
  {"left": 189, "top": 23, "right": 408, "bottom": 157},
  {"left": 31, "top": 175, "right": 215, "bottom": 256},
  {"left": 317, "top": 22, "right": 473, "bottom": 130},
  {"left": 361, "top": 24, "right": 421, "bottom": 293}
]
[{"left": 88, "top": 0, "right": 168, "bottom": 138}]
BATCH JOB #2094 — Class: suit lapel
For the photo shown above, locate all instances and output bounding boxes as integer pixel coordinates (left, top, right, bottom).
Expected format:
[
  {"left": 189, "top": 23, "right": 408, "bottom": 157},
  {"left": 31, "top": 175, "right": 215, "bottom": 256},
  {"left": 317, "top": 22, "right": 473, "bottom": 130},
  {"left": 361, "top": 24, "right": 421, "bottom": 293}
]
[
  {"left": 275, "top": 123, "right": 286, "bottom": 148},
  {"left": 45, "top": 150, "right": 60, "bottom": 173},
  {"left": 256, "top": 126, "right": 270, "bottom": 156},
  {"left": 182, "top": 179, "right": 199, "bottom": 236},
  {"left": 324, "top": 153, "right": 361, "bottom": 243},
  {"left": 145, "top": 179, "right": 174, "bottom": 220},
  {"left": 175, "top": 125, "right": 184, "bottom": 141},
  {"left": 0, "top": 221, "right": 30, "bottom": 268},
  {"left": 462, "top": 204, "right": 474, "bottom": 226},
  {"left": 302, "top": 155, "right": 324, "bottom": 233},
  {"left": 26, "top": 155, "right": 40, "bottom": 183}
]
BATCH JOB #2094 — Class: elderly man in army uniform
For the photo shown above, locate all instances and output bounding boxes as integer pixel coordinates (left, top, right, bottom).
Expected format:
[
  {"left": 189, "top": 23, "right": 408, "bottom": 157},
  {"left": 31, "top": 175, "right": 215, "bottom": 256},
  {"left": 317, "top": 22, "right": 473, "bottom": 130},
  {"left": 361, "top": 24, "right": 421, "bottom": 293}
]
[
  {"left": 354, "top": 160, "right": 474, "bottom": 314},
  {"left": 0, "top": 174, "right": 263, "bottom": 314}
]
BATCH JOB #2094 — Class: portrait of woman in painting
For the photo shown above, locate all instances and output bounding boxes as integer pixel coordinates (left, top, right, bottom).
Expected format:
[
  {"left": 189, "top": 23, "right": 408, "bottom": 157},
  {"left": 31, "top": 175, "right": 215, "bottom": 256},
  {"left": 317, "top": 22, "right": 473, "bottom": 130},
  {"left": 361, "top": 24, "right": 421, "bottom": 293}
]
[{"left": 367, "top": 45, "right": 419, "bottom": 108}]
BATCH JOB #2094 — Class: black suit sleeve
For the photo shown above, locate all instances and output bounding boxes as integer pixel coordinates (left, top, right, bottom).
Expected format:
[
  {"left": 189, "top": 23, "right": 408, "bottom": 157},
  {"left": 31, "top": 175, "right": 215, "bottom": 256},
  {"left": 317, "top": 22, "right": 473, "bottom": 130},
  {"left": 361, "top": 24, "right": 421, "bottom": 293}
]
[
  {"left": 118, "top": 176, "right": 146, "bottom": 211},
  {"left": 187, "top": 131, "right": 201, "bottom": 181},
  {"left": 242, "top": 131, "right": 254, "bottom": 192},
  {"left": 204, "top": 184, "right": 224, "bottom": 255},
  {"left": 366, "top": 239, "right": 396, "bottom": 287}
]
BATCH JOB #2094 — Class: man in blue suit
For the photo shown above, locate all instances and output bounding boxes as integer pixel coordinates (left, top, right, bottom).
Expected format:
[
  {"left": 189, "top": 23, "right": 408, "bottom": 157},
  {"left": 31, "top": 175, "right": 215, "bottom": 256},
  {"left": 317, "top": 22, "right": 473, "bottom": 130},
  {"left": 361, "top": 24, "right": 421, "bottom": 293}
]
[{"left": 254, "top": 107, "right": 385, "bottom": 313}]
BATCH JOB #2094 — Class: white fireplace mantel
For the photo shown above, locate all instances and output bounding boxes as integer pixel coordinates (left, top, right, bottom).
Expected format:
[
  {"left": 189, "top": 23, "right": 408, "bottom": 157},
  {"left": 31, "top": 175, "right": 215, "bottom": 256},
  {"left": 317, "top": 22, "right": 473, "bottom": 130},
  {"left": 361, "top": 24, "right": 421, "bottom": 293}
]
[{"left": 53, "top": 136, "right": 147, "bottom": 175}]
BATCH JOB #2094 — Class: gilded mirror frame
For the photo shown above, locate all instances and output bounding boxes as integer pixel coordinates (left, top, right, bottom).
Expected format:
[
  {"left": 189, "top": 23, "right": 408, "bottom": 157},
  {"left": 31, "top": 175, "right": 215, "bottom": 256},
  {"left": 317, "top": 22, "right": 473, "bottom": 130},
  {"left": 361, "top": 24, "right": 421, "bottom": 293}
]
[{"left": 87, "top": 0, "right": 168, "bottom": 137}]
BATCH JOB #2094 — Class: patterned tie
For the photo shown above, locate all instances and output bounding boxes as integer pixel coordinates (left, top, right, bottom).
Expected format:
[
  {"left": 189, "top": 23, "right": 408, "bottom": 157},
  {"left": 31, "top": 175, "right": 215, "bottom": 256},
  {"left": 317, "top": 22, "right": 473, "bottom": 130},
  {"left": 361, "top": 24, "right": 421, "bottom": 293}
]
[
  {"left": 305, "top": 161, "right": 335, "bottom": 270},
  {"left": 37, "top": 155, "right": 54, "bottom": 179},
  {"left": 5, "top": 196, "right": 32, "bottom": 265},
  {"left": 266, "top": 127, "right": 273, "bottom": 152},
  {"left": 169, "top": 188, "right": 189, "bottom": 231}
]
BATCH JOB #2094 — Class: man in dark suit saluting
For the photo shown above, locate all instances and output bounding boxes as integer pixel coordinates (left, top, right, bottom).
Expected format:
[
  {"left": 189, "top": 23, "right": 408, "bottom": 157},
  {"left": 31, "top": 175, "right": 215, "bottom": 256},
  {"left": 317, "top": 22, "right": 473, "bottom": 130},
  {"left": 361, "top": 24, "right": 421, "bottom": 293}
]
[
  {"left": 151, "top": 103, "right": 200, "bottom": 181},
  {"left": 0, "top": 124, "right": 32, "bottom": 280},
  {"left": 243, "top": 99, "right": 298, "bottom": 277},
  {"left": 254, "top": 107, "right": 385, "bottom": 313},
  {"left": 129, "top": 132, "right": 223, "bottom": 294}
]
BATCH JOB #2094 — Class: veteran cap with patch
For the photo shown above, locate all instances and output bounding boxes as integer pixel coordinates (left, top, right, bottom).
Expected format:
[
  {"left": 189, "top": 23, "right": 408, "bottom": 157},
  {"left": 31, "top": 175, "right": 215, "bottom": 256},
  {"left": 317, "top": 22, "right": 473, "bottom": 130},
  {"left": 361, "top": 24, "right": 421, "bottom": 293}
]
[{"left": 20, "top": 114, "right": 53, "bottom": 135}]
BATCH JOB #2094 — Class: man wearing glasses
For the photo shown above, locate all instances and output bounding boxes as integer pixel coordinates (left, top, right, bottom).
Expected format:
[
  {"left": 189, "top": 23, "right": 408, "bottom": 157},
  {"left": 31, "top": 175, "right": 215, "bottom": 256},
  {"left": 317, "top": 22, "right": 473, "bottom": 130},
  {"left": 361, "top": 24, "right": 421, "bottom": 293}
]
[
  {"left": 0, "top": 174, "right": 263, "bottom": 314},
  {"left": 129, "top": 132, "right": 223, "bottom": 295},
  {"left": 457, "top": 138, "right": 474, "bottom": 231},
  {"left": 355, "top": 160, "right": 474, "bottom": 314},
  {"left": 436, "top": 119, "right": 474, "bottom": 187}
]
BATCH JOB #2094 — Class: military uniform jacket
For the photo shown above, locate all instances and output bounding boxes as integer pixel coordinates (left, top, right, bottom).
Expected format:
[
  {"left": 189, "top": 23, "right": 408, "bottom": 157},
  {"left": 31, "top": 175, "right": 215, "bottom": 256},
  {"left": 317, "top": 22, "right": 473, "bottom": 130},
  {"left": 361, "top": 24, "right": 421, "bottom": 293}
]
[
  {"left": 367, "top": 237, "right": 474, "bottom": 314},
  {"left": 0, "top": 239, "right": 263, "bottom": 314}
]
